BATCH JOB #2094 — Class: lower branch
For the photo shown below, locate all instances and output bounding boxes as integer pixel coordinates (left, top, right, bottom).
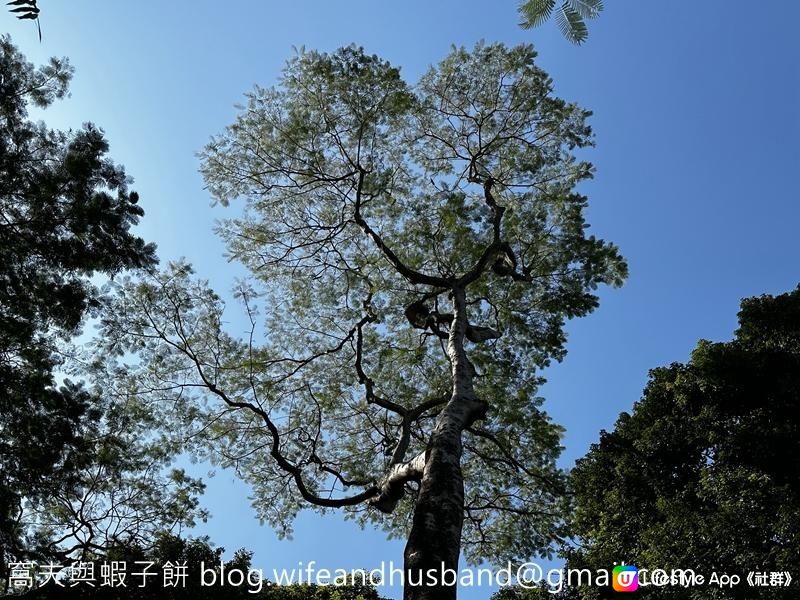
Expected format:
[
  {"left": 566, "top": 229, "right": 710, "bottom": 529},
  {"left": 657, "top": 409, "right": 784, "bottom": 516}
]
[{"left": 370, "top": 451, "right": 426, "bottom": 513}]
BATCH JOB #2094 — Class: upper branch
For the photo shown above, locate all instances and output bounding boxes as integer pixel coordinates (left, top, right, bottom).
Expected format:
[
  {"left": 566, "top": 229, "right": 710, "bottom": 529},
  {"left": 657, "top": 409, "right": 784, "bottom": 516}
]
[
  {"left": 192, "top": 356, "right": 379, "bottom": 508},
  {"left": 353, "top": 168, "right": 451, "bottom": 288},
  {"left": 144, "top": 293, "right": 380, "bottom": 509}
]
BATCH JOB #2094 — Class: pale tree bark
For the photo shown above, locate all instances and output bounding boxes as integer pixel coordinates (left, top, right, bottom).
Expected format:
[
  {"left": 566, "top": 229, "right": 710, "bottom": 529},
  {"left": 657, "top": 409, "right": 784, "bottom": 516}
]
[{"left": 404, "top": 287, "right": 487, "bottom": 600}]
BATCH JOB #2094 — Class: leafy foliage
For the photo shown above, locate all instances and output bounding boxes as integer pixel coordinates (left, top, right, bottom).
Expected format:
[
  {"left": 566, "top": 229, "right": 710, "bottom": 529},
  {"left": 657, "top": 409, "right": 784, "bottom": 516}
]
[
  {"left": 491, "top": 585, "right": 576, "bottom": 600},
  {"left": 5, "top": 0, "right": 41, "bottom": 40},
  {"left": 97, "top": 41, "right": 624, "bottom": 575},
  {"left": 18, "top": 392, "right": 208, "bottom": 563},
  {"left": 518, "top": 0, "right": 603, "bottom": 44},
  {"left": 4, "top": 0, "right": 38, "bottom": 19},
  {"left": 0, "top": 35, "right": 164, "bottom": 572},
  {"left": 566, "top": 287, "right": 800, "bottom": 598}
]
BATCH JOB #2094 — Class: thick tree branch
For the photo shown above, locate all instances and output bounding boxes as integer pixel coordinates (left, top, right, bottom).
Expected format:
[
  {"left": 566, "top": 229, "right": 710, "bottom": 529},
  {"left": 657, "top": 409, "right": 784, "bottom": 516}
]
[
  {"left": 354, "top": 301, "right": 409, "bottom": 417},
  {"left": 353, "top": 169, "right": 451, "bottom": 288},
  {"left": 370, "top": 451, "right": 427, "bottom": 513},
  {"left": 143, "top": 297, "right": 380, "bottom": 509}
]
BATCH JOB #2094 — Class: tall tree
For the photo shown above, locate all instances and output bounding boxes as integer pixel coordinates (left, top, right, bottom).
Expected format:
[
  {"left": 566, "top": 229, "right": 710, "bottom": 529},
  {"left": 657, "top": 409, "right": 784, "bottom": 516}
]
[
  {"left": 567, "top": 287, "right": 800, "bottom": 598},
  {"left": 99, "top": 42, "right": 625, "bottom": 600},
  {"left": 0, "top": 35, "right": 158, "bottom": 576}
]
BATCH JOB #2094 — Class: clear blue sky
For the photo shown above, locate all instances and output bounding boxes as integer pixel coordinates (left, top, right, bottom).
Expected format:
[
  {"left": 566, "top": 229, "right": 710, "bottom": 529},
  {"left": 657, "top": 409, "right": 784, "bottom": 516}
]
[{"left": 6, "top": 2, "right": 800, "bottom": 598}]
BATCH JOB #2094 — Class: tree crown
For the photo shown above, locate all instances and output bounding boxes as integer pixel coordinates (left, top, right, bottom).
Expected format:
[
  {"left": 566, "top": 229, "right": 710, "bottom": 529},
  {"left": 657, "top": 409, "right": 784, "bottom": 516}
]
[{"left": 100, "top": 42, "right": 625, "bottom": 565}]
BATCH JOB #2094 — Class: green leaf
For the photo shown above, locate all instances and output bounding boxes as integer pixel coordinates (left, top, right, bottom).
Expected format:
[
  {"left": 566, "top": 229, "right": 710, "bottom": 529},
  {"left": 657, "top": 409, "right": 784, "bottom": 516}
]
[
  {"left": 555, "top": 2, "right": 589, "bottom": 44},
  {"left": 566, "top": 0, "right": 603, "bottom": 20},
  {"left": 518, "top": 0, "right": 557, "bottom": 29}
]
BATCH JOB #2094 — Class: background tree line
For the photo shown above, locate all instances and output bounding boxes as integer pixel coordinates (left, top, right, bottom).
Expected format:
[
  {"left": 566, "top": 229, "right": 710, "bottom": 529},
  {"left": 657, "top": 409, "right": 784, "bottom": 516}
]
[
  {"left": 491, "top": 287, "right": 800, "bottom": 598},
  {"left": 0, "top": 34, "right": 199, "bottom": 587},
  {"left": 18, "top": 533, "right": 388, "bottom": 600}
]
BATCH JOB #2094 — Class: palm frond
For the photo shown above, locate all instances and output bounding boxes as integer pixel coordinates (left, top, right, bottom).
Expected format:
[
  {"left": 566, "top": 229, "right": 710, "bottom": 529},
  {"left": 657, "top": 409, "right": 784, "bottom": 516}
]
[
  {"left": 6, "top": 0, "right": 38, "bottom": 15},
  {"left": 518, "top": 0, "right": 557, "bottom": 29},
  {"left": 6, "top": 0, "right": 41, "bottom": 41},
  {"left": 555, "top": 2, "right": 589, "bottom": 44},
  {"left": 566, "top": 0, "right": 603, "bottom": 21}
]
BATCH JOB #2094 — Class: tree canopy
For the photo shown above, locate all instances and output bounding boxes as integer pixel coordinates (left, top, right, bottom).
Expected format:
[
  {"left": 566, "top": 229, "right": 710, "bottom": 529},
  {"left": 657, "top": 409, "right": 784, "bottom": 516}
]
[
  {"left": 97, "top": 41, "right": 625, "bottom": 599},
  {"left": 0, "top": 35, "right": 196, "bottom": 577},
  {"left": 566, "top": 287, "right": 800, "bottom": 598}
]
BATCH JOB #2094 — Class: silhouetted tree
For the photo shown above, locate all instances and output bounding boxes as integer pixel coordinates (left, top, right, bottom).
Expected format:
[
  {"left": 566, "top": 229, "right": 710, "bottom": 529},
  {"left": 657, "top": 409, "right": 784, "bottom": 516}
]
[
  {"left": 567, "top": 287, "right": 800, "bottom": 598},
  {"left": 4, "top": 0, "right": 41, "bottom": 40},
  {"left": 0, "top": 35, "right": 158, "bottom": 581}
]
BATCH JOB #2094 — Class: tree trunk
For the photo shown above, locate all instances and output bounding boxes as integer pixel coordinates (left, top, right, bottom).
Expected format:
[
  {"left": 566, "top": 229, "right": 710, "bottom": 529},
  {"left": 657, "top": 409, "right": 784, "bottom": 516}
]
[{"left": 403, "top": 288, "right": 485, "bottom": 600}]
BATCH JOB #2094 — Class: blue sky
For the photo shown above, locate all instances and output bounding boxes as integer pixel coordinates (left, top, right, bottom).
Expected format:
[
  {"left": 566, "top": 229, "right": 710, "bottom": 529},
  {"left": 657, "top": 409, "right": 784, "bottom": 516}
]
[{"left": 6, "top": 2, "right": 800, "bottom": 598}]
